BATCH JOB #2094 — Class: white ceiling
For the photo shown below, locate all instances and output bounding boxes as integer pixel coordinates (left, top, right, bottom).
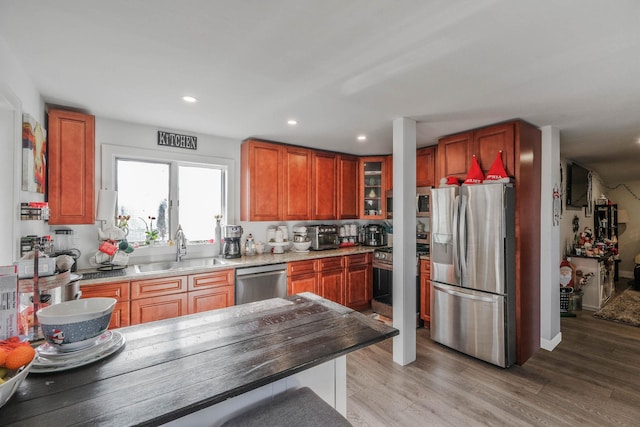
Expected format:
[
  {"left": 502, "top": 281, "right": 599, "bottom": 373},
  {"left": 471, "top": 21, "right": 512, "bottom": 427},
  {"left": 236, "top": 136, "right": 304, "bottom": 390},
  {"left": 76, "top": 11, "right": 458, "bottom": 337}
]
[{"left": 1, "top": 0, "right": 639, "bottom": 183}]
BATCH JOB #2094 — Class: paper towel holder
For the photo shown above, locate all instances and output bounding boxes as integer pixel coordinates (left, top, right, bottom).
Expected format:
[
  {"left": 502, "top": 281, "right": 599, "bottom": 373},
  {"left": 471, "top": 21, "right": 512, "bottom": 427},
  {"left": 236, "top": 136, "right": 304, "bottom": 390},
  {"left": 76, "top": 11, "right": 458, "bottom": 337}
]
[{"left": 96, "top": 189, "right": 117, "bottom": 230}]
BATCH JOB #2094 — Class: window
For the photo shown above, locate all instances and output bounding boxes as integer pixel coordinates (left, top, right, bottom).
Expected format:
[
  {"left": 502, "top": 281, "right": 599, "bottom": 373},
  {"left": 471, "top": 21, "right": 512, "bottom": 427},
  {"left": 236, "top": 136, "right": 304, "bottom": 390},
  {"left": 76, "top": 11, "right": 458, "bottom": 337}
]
[
  {"left": 106, "top": 145, "right": 230, "bottom": 246},
  {"left": 178, "top": 165, "right": 224, "bottom": 241},
  {"left": 116, "top": 159, "right": 170, "bottom": 243}
]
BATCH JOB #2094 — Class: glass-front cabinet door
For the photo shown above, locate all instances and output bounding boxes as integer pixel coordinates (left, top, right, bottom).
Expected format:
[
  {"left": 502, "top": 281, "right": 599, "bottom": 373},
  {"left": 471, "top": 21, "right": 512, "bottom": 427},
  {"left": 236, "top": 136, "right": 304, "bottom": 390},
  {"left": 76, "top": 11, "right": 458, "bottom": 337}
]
[{"left": 360, "top": 157, "right": 387, "bottom": 219}]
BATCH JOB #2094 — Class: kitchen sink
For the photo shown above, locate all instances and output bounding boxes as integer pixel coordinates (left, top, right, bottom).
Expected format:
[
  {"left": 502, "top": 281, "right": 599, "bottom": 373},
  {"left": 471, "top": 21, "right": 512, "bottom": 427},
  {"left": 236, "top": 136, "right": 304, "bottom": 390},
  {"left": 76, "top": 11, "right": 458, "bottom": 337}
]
[{"left": 133, "top": 257, "right": 230, "bottom": 273}]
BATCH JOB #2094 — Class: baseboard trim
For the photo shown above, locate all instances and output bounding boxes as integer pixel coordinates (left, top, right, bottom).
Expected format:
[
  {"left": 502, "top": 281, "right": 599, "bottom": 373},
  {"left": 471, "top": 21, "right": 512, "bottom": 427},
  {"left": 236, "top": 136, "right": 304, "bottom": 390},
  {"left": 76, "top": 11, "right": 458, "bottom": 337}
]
[{"left": 540, "top": 331, "right": 562, "bottom": 351}]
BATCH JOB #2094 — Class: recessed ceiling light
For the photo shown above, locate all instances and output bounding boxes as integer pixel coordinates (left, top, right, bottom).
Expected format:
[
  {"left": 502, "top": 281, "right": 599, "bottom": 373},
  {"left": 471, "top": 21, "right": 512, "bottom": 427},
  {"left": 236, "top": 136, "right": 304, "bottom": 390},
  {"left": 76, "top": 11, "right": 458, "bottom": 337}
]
[
  {"left": 287, "top": 119, "right": 298, "bottom": 125},
  {"left": 357, "top": 135, "right": 367, "bottom": 141},
  {"left": 182, "top": 96, "right": 197, "bottom": 103}
]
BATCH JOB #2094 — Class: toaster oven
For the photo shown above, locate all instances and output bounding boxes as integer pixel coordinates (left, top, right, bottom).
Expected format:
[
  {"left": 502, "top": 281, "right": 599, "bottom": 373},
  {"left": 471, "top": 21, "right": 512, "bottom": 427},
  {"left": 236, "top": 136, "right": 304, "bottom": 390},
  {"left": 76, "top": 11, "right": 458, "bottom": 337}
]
[{"left": 307, "top": 225, "right": 340, "bottom": 250}]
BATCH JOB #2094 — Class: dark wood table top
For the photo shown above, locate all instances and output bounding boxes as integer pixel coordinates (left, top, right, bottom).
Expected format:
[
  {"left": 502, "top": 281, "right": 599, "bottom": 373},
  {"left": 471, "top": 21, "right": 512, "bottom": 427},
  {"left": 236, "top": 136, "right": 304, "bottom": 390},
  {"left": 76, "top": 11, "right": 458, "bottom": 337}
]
[{"left": 1, "top": 293, "right": 397, "bottom": 426}]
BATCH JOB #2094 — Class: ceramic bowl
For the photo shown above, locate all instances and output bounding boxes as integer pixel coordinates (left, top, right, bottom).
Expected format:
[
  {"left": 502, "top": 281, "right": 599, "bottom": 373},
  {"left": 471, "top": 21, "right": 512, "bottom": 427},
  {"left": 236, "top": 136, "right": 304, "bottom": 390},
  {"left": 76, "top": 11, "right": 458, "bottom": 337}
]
[
  {"left": 292, "top": 240, "right": 311, "bottom": 252},
  {"left": 36, "top": 298, "right": 116, "bottom": 351},
  {"left": 0, "top": 358, "right": 34, "bottom": 408}
]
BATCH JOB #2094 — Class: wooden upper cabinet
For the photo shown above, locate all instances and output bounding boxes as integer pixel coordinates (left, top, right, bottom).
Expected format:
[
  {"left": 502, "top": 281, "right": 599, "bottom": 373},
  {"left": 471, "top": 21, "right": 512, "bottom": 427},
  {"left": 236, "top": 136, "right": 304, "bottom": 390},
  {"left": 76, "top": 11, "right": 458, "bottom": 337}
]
[
  {"left": 385, "top": 155, "right": 393, "bottom": 191},
  {"left": 312, "top": 151, "right": 337, "bottom": 220},
  {"left": 337, "top": 155, "right": 359, "bottom": 219},
  {"left": 47, "top": 109, "right": 95, "bottom": 224},
  {"left": 241, "top": 139, "right": 283, "bottom": 221},
  {"left": 436, "top": 131, "right": 472, "bottom": 183},
  {"left": 472, "top": 122, "right": 515, "bottom": 177},
  {"left": 436, "top": 123, "right": 515, "bottom": 184},
  {"left": 283, "top": 146, "right": 312, "bottom": 220},
  {"left": 416, "top": 146, "right": 436, "bottom": 187},
  {"left": 359, "top": 157, "right": 387, "bottom": 219}
]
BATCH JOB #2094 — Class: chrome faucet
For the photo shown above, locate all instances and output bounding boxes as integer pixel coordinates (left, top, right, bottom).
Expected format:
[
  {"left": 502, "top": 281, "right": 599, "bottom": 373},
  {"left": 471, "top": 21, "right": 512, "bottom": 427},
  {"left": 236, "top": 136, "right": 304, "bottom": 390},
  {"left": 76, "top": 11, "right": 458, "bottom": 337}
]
[{"left": 175, "top": 225, "right": 187, "bottom": 261}]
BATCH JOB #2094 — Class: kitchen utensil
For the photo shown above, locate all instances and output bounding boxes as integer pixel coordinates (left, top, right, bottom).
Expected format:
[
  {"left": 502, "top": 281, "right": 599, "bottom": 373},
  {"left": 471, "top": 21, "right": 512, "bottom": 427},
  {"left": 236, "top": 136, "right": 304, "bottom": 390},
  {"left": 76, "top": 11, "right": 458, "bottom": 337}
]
[{"left": 36, "top": 298, "right": 116, "bottom": 350}]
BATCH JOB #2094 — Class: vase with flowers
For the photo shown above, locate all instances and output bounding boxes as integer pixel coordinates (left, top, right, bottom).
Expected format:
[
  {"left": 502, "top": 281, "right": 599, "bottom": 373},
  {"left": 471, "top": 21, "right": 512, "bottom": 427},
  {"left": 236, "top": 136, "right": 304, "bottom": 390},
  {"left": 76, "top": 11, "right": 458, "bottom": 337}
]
[{"left": 140, "top": 216, "right": 159, "bottom": 245}]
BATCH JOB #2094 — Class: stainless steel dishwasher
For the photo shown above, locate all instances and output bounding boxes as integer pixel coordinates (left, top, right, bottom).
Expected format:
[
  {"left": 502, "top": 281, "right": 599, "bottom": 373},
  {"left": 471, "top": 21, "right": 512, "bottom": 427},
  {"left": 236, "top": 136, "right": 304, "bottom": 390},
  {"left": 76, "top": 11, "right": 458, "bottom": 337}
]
[{"left": 235, "top": 263, "right": 288, "bottom": 305}]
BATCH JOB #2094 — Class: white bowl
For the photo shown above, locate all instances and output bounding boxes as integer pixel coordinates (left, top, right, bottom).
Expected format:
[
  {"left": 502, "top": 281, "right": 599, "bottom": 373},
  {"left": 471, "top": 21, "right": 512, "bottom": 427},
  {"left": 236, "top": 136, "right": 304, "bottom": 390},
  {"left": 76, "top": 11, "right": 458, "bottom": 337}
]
[
  {"left": 0, "top": 358, "right": 34, "bottom": 408},
  {"left": 292, "top": 240, "right": 312, "bottom": 252},
  {"left": 36, "top": 298, "right": 116, "bottom": 350}
]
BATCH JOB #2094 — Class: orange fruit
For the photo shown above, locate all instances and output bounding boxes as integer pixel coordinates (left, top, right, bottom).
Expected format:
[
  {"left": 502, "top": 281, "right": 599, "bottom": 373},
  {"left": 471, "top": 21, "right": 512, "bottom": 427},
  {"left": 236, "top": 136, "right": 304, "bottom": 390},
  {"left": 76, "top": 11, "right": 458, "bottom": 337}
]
[
  {"left": 4, "top": 345, "right": 35, "bottom": 370},
  {"left": 0, "top": 348, "right": 7, "bottom": 366}
]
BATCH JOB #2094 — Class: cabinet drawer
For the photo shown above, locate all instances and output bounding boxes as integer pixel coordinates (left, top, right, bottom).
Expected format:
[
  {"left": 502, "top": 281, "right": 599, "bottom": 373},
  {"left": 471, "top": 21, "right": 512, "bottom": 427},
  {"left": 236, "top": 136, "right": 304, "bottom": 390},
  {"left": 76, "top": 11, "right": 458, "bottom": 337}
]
[
  {"left": 315, "top": 256, "right": 343, "bottom": 272},
  {"left": 130, "top": 293, "right": 188, "bottom": 325},
  {"left": 131, "top": 276, "right": 187, "bottom": 299},
  {"left": 188, "top": 269, "right": 234, "bottom": 291},
  {"left": 345, "top": 253, "right": 371, "bottom": 267},
  {"left": 287, "top": 260, "right": 316, "bottom": 276},
  {"left": 81, "top": 281, "right": 130, "bottom": 302}
]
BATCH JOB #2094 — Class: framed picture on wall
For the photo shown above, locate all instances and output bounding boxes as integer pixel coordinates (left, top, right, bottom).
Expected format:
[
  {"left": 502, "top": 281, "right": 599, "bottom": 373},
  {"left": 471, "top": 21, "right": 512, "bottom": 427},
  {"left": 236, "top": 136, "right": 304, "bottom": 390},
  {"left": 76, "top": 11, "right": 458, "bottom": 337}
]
[{"left": 22, "top": 113, "right": 47, "bottom": 193}]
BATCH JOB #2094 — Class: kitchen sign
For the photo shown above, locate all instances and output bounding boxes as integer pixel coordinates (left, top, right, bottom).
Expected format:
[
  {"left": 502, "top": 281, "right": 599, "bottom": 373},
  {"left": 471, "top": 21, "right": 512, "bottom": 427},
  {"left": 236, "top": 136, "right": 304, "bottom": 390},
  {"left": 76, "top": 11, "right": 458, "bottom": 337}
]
[{"left": 157, "top": 131, "right": 197, "bottom": 150}]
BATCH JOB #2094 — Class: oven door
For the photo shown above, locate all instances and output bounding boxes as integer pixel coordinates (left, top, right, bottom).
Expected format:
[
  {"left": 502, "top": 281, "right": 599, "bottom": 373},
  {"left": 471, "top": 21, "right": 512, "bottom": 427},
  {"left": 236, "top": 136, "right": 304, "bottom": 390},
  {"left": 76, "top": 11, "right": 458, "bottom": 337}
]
[{"left": 372, "top": 260, "right": 392, "bottom": 304}]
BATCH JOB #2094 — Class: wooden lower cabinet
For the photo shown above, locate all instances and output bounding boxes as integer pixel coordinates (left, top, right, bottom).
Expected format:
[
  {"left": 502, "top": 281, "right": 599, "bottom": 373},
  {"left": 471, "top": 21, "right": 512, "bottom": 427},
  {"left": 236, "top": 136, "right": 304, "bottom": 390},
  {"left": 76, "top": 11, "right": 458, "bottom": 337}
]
[
  {"left": 419, "top": 259, "right": 431, "bottom": 328},
  {"left": 288, "top": 272, "right": 317, "bottom": 295},
  {"left": 315, "top": 256, "right": 345, "bottom": 305},
  {"left": 317, "top": 265, "right": 345, "bottom": 305},
  {"left": 80, "top": 280, "right": 130, "bottom": 329},
  {"left": 287, "top": 260, "right": 317, "bottom": 295},
  {"left": 83, "top": 269, "right": 235, "bottom": 327},
  {"left": 131, "top": 293, "right": 189, "bottom": 325},
  {"left": 288, "top": 255, "right": 372, "bottom": 310},
  {"left": 188, "top": 288, "right": 232, "bottom": 314},
  {"left": 344, "top": 253, "right": 372, "bottom": 311},
  {"left": 187, "top": 270, "right": 235, "bottom": 313}
]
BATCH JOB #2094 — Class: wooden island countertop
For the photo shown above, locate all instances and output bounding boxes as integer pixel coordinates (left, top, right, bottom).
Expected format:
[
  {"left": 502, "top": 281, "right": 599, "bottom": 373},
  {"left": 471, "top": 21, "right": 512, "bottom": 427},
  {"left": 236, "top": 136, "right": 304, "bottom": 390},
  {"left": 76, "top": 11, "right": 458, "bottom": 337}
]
[{"left": 1, "top": 293, "right": 397, "bottom": 426}]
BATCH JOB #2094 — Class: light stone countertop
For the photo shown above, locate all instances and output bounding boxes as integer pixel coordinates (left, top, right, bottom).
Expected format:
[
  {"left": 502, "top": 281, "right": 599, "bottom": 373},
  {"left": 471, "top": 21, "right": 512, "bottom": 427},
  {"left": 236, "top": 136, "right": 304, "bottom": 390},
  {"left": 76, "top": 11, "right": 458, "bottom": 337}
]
[{"left": 77, "top": 245, "right": 380, "bottom": 285}]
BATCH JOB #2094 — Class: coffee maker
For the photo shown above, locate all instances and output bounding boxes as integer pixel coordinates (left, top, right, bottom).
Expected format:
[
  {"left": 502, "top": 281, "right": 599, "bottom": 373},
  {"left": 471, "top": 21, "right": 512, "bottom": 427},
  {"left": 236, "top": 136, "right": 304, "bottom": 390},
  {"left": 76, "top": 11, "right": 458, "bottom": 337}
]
[
  {"left": 363, "top": 224, "right": 385, "bottom": 246},
  {"left": 222, "top": 225, "right": 243, "bottom": 258}
]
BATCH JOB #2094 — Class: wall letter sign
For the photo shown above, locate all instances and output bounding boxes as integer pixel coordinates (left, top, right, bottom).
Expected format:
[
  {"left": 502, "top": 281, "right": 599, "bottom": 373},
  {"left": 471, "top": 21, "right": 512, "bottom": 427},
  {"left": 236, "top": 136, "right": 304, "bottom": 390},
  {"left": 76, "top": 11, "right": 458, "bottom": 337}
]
[{"left": 157, "top": 131, "right": 197, "bottom": 150}]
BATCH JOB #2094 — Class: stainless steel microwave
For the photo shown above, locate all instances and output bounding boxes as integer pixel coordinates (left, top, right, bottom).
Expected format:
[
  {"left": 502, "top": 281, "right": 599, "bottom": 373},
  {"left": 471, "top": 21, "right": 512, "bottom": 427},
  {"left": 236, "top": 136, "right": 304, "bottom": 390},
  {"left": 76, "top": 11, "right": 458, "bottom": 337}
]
[
  {"left": 416, "top": 187, "right": 431, "bottom": 217},
  {"left": 386, "top": 187, "right": 431, "bottom": 218}
]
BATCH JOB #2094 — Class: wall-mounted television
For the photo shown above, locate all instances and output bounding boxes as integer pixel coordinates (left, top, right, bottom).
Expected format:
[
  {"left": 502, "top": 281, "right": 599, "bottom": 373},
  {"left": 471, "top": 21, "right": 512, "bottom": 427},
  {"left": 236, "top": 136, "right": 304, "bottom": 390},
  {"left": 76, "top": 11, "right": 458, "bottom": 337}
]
[{"left": 566, "top": 162, "right": 590, "bottom": 209}]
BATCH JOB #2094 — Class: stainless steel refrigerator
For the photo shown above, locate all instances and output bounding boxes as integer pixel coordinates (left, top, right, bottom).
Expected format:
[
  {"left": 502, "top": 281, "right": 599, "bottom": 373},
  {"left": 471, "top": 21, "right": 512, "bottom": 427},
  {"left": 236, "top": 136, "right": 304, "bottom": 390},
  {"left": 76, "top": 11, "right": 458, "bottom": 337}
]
[{"left": 430, "top": 183, "right": 516, "bottom": 368}]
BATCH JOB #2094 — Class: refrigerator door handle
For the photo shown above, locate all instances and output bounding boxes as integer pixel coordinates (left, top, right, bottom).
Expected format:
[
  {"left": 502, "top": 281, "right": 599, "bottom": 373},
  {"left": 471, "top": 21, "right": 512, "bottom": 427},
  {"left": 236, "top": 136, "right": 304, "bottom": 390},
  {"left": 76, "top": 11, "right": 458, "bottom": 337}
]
[
  {"left": 432, "top": 283, "right": 498, "bottom": 303},
  {"left": 458, "top": 194, "right": 468, "bottom": 280},
  {"left": 452, "top": 194, "right": 461, "bottom": 279}
]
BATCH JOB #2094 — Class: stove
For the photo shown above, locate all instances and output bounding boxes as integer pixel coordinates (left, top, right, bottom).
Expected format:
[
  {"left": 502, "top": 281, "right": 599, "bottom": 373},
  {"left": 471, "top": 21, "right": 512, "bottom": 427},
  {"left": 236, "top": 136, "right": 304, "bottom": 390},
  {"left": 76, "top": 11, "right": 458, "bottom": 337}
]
[
  {"left": 371, "top": 244, "right": 428, "bottom": 326},
  {"left": 372, "top": 244, "right": 429, "bottom": 265},
  {"left": 373, "top": 247, "right": 393, "bottom": 264}
]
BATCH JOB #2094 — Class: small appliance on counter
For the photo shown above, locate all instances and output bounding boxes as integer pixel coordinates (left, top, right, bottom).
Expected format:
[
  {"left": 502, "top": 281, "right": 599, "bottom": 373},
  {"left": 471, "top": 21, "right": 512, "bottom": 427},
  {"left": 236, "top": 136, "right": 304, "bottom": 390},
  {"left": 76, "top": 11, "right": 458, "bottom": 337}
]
[
  {"left": 363, "top": 224, "right": 385, "bottom": 247},
  {"left": 307, "top": 225, "right": 339, "bottom": 250},
  {"left": 292, "top": 226, "right": 308, "bottom": 243},
  {"left": 223, "top": 225, "right": 243, "bottom": 259}
]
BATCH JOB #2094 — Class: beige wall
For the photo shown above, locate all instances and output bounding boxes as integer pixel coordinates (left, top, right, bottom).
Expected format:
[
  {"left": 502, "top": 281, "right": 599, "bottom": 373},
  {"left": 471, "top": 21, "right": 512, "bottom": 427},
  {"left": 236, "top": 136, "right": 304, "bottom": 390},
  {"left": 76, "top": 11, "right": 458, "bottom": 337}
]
[
  {"left": 559, "top": 159, "right": 637, "bottom": 279},
  {"left": 608, "top": 180, "right": 640, "bottom": 277}
]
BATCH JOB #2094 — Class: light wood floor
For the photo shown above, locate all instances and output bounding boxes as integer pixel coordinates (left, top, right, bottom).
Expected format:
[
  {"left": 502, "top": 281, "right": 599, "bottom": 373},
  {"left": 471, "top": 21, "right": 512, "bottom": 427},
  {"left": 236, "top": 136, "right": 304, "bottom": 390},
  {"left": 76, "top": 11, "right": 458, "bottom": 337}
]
[{"left": 347, "top": 287, "right": 640, "bottom": 426}]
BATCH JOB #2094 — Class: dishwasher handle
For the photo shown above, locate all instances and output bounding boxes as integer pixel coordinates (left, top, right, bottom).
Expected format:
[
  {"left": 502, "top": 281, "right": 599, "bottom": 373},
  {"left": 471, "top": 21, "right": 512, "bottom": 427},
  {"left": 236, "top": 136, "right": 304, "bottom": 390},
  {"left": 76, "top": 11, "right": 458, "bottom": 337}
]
[
  {"left": 235, "top": 263, "right": 287, "bottom": 276},
  {"left": 236, "top": 270, "right": 286, "bottom": 280}
]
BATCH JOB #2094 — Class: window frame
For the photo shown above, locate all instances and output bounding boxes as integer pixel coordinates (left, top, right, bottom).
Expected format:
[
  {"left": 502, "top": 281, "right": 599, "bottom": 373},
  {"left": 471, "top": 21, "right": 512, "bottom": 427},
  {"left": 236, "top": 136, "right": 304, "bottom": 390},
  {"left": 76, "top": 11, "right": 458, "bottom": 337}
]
[{"left": 101, "top": 143, "right": 235, "bottom": 251}]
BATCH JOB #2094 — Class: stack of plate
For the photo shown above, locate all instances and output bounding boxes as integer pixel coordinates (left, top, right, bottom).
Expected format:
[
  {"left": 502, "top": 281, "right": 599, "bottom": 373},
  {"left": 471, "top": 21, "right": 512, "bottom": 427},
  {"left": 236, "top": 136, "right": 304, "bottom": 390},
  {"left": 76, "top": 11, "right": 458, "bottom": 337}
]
[{"left": 32, "top": 330, "right": 125, "bottom": 373}]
